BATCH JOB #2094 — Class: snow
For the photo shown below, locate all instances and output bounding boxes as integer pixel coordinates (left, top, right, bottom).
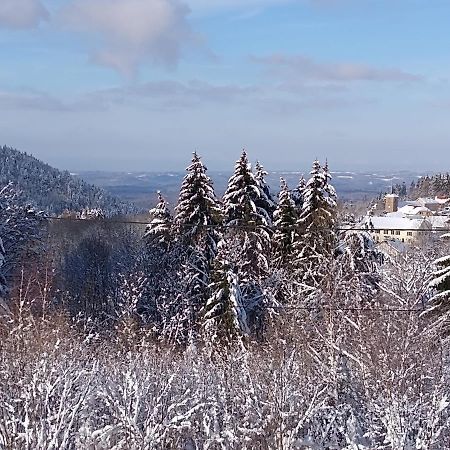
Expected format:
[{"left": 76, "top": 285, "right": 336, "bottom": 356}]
[
  {"left": 386, "top": 205, "right": 432, "bottom": 218},
  {"left": 428, "top": 215, "right": 450, "bottom": 229},
  {"left": 366, "top": 216, "right": 431, "bottom": 231}
]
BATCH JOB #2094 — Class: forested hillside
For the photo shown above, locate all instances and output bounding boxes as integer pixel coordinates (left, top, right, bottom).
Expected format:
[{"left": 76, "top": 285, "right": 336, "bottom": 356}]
[
  {"left": 0, "top": 146, "right": 137, "bottom": 216},
  {"left": 410, "top": 173, "right": 450, "bottom": 198}
]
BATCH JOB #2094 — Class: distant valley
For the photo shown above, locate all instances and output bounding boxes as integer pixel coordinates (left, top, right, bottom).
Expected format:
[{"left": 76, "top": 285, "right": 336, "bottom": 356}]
[{"left": 77, "top": 169, "right": 424, "bottom": 209}]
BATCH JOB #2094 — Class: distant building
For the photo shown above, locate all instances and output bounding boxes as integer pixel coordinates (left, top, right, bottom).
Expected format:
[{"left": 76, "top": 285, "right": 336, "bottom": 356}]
[
  {"left": 386, "top": 204, "right": 433, "bottom": 219},
  {"left": 365, "top": 216, "right": 431, "bottom": 244},
  {"left": 384, "top": 194, "right": 399, "bottom": 213},
  {"left": 416, "top": 197, "right": 450, "bottom": 212}
]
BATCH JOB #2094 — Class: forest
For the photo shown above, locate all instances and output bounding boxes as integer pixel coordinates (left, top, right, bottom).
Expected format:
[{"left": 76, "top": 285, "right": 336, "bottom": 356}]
[
  {"left": 0, "top": 146, "right": 136, "bottom": 216},
  {"left": 1, "top": 149, "right": 450, "bottom": 449}
]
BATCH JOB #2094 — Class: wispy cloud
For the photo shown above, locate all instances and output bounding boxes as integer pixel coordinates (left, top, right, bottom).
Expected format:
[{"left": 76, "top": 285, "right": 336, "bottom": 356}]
[
  {"left": 59, "top": 0, "right": 198, "bottom": 77},
  {"left": 0, "top": 0, "right": 48, "bottom": 29},
  {"left": 255, "top": 95, "right": 373, "bottom": 115},
  {"left": 252, "top": 53, "right": 422, "bottom": 83},
  {"left": 89, "top": 80, "right": 260, "bottom": 110},
  {"left": 83, "top": 78, "right": 371, "bottom": 115},
  {"left": 0, "top": 89, "right": 68, "bottom": 111},
  {"left": 0, "top": 77, "right": 368, "bottom": 116}
]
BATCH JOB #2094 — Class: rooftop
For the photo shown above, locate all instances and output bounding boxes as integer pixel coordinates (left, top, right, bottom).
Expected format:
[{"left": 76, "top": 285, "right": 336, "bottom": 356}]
[{"left": 364, "top": 216, "right": 431, "bottom": 230}]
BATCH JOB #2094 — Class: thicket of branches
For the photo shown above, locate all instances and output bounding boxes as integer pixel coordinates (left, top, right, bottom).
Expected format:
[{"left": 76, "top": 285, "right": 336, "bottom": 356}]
[{"left": 1, "top": 262, "right": 449, "bottom": 449}]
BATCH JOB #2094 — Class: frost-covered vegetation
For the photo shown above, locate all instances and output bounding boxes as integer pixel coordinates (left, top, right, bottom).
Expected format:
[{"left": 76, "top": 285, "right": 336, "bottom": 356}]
[
  {"left": 1, "top": 150, "right": 450, "bottom": 449},
  {"left": 1, "top": 287, "right": 449, "bottom": 449}
]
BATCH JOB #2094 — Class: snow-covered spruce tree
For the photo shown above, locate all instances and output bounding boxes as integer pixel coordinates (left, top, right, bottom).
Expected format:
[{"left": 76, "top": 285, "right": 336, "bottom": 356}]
[
  {"left": 323, "top": 159, "right": 337, "bottom": 203},
  {"left": 201, "top": 241, "right": 249, "bottom": 346},
  {"left": 292, "top": 174, "right": 306, "bottom": 211},
  {"left": 142, "top": 192, "right": 187, "bottom": 338},
  {"left": 144, "top": 191, "right": 173, "bottom": 250},
  {"left": 294, "top": 160, "right": 337, "bottom": 287},
  {"left": 427, "top": 253, "right": 450, "bottom": 335},
  {"left": 169, "top": 152, "right": 222, "bottom": 343},
  {"left": 254, "top": 160, "right": 276, "bottom": 222},
  {"left": 174, "top": 152, "right": 222, "bottom": 262},
  {"left": 222, "top": 150, "right": 271, "bottom": 280},
  {"left": 220, "top": 150, "right": 273, "bottom": 337},
  {"left": 272, "top": 178, "right": 298, "bottom": 269}
]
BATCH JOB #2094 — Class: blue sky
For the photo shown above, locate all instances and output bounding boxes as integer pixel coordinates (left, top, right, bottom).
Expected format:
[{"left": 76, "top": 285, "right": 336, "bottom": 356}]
[{"left": 1, "top": 0, "right": 450, "bottom": 172}]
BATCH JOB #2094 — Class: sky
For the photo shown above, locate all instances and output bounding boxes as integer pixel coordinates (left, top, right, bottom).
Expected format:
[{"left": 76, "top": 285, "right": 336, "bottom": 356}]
[{"left": 1, "top": 0, "right": 450, "bottom": 172}]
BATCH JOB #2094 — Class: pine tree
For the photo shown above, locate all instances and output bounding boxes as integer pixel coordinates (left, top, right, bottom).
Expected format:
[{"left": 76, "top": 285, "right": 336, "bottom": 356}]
[
  {"left": 202, "top": 241, "right": 249, "bottom": 345},
  {"left": 144, "top": 192, "right": 173, "bottom": 249},
  {"left": 223, "top": 152, "right": 271, "bottom": 227},
  {"left": 172, "top": 152, "right": 223, "bottom": 343},
  {"left": 323, "top": 159, "right": 337, "bottom": 211},
  {"left": 222, "top": 150, "right": 272, "bottom": 281},
  {"left": 214, "top": 151, "right": 274, "bottom": 337},
  {"left": 254, "top": 160, "right": 275, "bottom": 222},
  {"left": 175, "top": 152, "right": 222, "bottom": 262},
  {"left": 272, "top": 178, "right": 298, "bottom": 268},
  {"left": 142, "top": 193, "right": 182, "bottom": 334},
  {"left": 294, "top": 160, "right": 337, "bottom": 286},
  {"left": 292, "top": 174, "right": 306, "bottom": 211}
]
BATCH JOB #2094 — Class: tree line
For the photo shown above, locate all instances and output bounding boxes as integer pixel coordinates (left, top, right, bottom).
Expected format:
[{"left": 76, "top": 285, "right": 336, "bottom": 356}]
[{"left": 54, "top": 151, "right": 383, "bottom": 346}]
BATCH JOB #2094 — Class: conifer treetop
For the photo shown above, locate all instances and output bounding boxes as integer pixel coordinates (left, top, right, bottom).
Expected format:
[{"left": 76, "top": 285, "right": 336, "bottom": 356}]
[
  {"left": 223, "top": 150, "right": 271, "bottom": 226},
  {"left": 174, "top": 152, "right": 222, "bottom": 230},
  {"left": 144, "top": 191, "right": 172, "bottom": 245}
]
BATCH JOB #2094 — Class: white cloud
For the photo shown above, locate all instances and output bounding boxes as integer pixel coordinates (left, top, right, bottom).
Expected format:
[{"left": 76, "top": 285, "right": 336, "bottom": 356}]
[
  {"left": 0, "top": 0, "right": 48, "bottom": 29},
  {"left": 60, "top": 0, "right": 196, "bottom": 76},
  {"left": 252, "top": 53, "right": 422, "bottom": 83}
]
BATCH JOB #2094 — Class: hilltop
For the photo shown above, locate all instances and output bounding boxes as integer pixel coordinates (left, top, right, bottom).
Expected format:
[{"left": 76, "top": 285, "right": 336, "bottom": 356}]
[{"left": 0, "top": 146, "right": 137, "bottom": 216}]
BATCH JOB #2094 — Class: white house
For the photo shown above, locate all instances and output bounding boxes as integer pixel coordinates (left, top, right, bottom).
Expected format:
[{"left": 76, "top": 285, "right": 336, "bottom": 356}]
[{"left": 364, "top": 216, "right": 432, "bottom": 244}]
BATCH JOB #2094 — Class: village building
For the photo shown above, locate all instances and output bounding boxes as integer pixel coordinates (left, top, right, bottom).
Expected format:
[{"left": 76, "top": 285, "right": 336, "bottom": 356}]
[{"left": 365, "top": 216, "right": 432, "bottom": 244}]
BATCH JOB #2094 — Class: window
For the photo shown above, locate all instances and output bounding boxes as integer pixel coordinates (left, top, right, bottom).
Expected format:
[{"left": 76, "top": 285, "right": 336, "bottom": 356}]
[
  {"left": 407, "top": 232, "right": 413, "bottom": 236},
  {"left": 375, "top": 230, "right": 380, "bottom": 234},
  {"left": 395, "top": 230, "right": 400, "bottom": 235},
  {"left": 391, "top": 230, "right": 395, "bottom": 235},
  {"left": 384, "top": 230, "right": 389, "bottom": 235}
]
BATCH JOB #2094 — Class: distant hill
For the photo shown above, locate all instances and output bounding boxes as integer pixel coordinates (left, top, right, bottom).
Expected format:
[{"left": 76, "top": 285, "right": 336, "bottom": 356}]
[{"left": 0, "top": 146, "right": 138, "bottom": 216}]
